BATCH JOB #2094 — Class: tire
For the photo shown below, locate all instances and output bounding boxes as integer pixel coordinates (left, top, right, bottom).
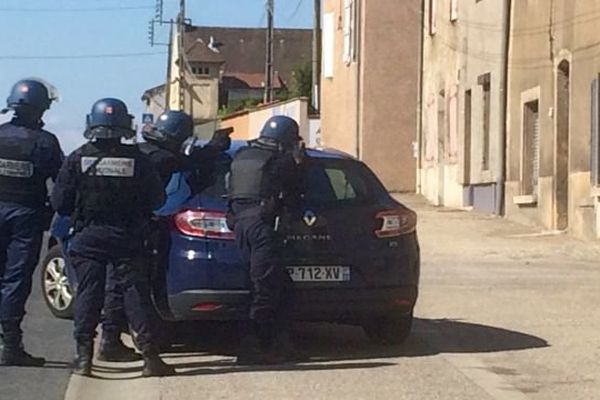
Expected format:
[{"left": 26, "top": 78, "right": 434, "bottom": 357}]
[
  {"left": 40, "top": 244, "right": 75, "bottom": 319},
  {"left": 362, "top": 311, "right": 413, "bottom": 345}
]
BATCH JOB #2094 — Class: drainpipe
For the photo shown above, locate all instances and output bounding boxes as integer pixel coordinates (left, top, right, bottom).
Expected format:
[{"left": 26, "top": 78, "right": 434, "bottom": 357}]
[
  {"left": 355, "top": 0, "right": 363, "bottom": 159},
  {"left": 416, "top": 0, "right": 426, "bottom": 193},
  {"left": 497, "top": 0, "right": 512, "bottom": 215}
]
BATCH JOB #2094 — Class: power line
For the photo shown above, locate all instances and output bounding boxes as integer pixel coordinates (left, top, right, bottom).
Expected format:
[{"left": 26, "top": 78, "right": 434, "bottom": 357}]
[
  {"left": 288, "top": 0, "right": 305, "bottom": 21},
  {"left": 0, "top": 52, "right": 166, "bottom": 61},
  {"left": 0, "top": 5, "right": 153, "bottom": 12}
]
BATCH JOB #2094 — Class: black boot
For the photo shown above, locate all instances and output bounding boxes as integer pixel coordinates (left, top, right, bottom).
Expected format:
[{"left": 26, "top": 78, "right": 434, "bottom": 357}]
[
  {"left": 97, "top": 335, "right": 141, "bottom": 362},
  {"left": 0, "top": 344, "right": 46, "bottom": 367},
  {"left": 0, "top": 329, "right": 45, "bottom": 367},
  {"left": 235, "top": 334, "right": 286, "bottom": 366},
  {"left": 142, "top": 352, "right": 175, "bottom": 377},
  {"left": 72, "top": 342, "right": 93, "bottom": 377},
  {"left": 270, "top": 331, "right": 309, "bottom": 363}
]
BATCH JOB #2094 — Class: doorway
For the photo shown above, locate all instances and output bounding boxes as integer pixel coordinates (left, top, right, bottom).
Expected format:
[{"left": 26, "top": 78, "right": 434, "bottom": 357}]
[{"left": 555, "top": 60, "right": 570, "bottom": 230}]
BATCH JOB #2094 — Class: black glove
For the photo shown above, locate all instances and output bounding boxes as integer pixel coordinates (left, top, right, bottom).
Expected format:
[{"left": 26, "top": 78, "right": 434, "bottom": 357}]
[
  {"left": 40, "top": 201, "right": 55, "bottom": 231},
  {"left": 207, "top": 127, "right": 234, "bottom": 152},
  {"left": 293, "top": 141, "right": 307, "bottom": 164}
]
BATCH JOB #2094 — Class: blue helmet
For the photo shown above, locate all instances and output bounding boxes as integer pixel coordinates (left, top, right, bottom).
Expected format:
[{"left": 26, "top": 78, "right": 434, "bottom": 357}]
[
  {"left": 4, "top": 78, "right": 59, "bottom": 113},
  {"left": 84, "top": 98, "right": 135, "bottom": 140},
  {"left": 259, "top": 116, "right": 301, "bottom": 148},
  {"left": 143, "top": 110, "right": 193, "bottom": 148}
]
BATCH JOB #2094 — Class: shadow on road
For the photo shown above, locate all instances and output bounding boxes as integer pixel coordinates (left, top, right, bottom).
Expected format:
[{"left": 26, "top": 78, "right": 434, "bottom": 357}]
[
  {"left": 88, "top": 318, "right": 549, "bottom": 379},
  {"left": 296, "top": 318, "right": 550, "bottom": 362}
]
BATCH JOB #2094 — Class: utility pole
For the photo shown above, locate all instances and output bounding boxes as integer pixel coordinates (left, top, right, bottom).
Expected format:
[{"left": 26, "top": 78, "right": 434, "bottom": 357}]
[
  {"left": 178, "top": 0, "right": 187, "bottom": 111},
  {"left": 264, "top": 0, "right": 275, "bottom": 103},
  {"left": 312, "top": 0, "right": 321, "bottom": 112}
]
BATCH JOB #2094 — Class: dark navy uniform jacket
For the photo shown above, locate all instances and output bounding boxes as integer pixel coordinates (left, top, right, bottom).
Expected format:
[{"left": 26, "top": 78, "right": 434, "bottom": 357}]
[
  {"left": 139, "top": 141, "right": 223, "bottom": 192},
  {"left": 51, "top": 141, "right": 165, "bottom": 259},
  {"left": 0, "top": 118, "right": 64, "bottom": 208}
]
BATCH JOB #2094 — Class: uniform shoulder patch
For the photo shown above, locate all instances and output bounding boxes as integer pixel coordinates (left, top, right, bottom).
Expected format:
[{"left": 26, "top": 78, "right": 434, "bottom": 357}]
[{"left": 81, "top": 157, "right": 135, "bottom": 177}]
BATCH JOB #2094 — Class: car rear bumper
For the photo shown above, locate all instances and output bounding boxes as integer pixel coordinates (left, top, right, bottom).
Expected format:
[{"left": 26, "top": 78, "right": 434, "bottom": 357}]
[{"left": 167, "top": 286, "right": 418, "bottom": 322}]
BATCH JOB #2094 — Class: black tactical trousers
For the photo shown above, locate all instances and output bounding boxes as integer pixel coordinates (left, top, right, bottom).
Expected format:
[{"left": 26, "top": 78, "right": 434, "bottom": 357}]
[
  {"left": 69, "top": 252, "right": 157, "bottom": 354},
  {"left": 232, "top": 204, "right": 294, "bottom": 343},
  {"left": 0, "top": 204, "right": 44, "bottom": 346}
]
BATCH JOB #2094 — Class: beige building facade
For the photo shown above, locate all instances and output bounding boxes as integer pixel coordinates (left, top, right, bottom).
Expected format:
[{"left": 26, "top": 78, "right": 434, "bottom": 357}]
[
  {"left": 320, "top": 0, "right": 420, "bottom": 192},
  {"left": 419, "top": 0, "right": 510, "bottom": 214},
  {"left": 505, "top": 0, "right": 600, "bottom": 240}
]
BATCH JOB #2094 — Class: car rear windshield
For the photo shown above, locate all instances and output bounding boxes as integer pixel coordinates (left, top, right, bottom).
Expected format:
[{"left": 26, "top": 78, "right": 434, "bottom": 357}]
[
  {"left": 302, "top": 158, "right": 387, "bottom": 206},
  {"left": 198, "top": 154, "right": 388, "bottom": 206}
]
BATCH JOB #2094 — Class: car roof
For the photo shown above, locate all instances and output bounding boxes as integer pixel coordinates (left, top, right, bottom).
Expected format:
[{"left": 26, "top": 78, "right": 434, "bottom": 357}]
[{"left": 218, "top": 140, "right": 356, "bottom": 161}]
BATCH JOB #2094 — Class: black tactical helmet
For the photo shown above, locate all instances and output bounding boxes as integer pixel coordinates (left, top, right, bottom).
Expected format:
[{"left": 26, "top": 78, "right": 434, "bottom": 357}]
[
  {"left": 143, "top": 110, "right": 193, "bottom": 149},
  {"left": 259, "top": 116, "right": 301, "bottom": 148},
  {"left": 4, "top": 78, "right": 59, "bottom": 114},
  {"left": 84, "top": 98, "right": 135, "bottom": 140}
]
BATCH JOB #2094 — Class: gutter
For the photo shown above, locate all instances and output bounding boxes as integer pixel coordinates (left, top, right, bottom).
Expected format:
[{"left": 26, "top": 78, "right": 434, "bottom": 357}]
[{"left": 497, "top": 0, "right": 512, "bottom": 215}]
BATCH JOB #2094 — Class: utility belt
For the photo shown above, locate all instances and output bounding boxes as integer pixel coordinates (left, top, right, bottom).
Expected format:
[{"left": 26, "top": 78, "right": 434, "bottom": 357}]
[
  {"left": 229, "top": 197, "right": 279, "bottom": 219},
  {"left": 74, "top": 212, "right": 141, "bottom": 230},
  {"left": 0, "top": 191, "right": 45, "bottom": 209}
]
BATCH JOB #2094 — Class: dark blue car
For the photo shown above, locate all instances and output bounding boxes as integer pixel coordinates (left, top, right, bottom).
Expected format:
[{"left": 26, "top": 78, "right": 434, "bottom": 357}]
[{"left": 40, "top": 142, "right": 420, "bottom": 344}]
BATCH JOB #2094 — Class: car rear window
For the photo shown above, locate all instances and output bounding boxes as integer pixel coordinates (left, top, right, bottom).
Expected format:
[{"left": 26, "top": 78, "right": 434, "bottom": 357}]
[
  {"left": 197, "top": 154, "right": 388, "bottom": 206},
  {"left": 302, "top": 159, "right": 386, "bottom": 206}
]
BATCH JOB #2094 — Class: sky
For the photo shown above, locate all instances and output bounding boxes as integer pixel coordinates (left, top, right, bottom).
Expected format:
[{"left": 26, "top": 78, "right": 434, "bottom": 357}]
[{"left": 0, "top": 0, "right": 312, "bottom": 153}]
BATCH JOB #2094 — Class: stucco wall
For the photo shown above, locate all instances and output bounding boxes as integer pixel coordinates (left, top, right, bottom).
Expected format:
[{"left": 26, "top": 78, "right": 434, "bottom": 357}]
[
  {"left": 320, "top": 0, "right": 360, "bottom": 158},
  {"left": 219, "top": 98, "right": 310, "bottom": 142},
  {"left": 320, "top": 0, "right": 419, "bottom": 192},
  {"left": 419, "top": 0, "right": 509, "bottom": 213},
  {"left": 505, "top": 0, "right": 600, "bottom": 239}
]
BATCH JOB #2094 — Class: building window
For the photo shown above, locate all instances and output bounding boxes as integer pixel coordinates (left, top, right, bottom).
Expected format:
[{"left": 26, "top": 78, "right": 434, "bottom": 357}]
[
  {"left": 479, "top": 73, "right": 491, "bottom": 171},
  {"left": 192, "top": 66, "right": 210, "bottom": 76},
  {"left": 522, "top": 99, "right": 540, "bottom": 196},
  {"left": 322, "top": 12, "right": 335, "bottom": 78},
  {"left": 450, "top": 0, "right": 458, "bottom": 21},
  {"left": 591, "top": 76, "right": 600, "bottom": 186},
  {"left": 342, "top": 0, "right": 356, "bottom": 65},
  {"left": 429, "top": 0, "right": 437, "bottom": 35}
]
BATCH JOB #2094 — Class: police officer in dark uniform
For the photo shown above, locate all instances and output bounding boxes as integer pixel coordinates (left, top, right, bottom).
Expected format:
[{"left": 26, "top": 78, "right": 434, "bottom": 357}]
[
  {"left": 51, "top": 98, "right": 174, "bottom": 377},
  {"left": 228, "top": 116, "right": 304, "bottom": 365},
  {"left": 0, "top": 79, "right": 63, "bottom": 367},
  {"left": 96, "top": 110, "right": 232, "bottom": 361},
  {"left": 140, "top": 110, "right": 232, "bottom": 187}
]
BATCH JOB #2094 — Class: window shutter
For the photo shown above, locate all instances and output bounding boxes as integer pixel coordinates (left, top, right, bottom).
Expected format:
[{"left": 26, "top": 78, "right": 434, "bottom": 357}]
[
  {"left": 532, "top": 107, "right": 540, "bottom": 195},
  {"left": 343, "top": 0, "right": 354, "bottom": 65},
  {"left": 429, "top": 0, "right": 437, "bottom": 35},
  {"left": 450, "top": 0, "right": 458, "bottom": 21},
  {"left": 591, "top": 78, "right": 600, "bottom": 186},
  {"left": 322, "top": 13, "right": 335, "bottom": 78}
]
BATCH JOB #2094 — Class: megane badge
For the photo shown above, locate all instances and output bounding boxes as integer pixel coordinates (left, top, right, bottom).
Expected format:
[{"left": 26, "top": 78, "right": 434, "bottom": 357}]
[{"left": 303, "top": 210, "right": 317, "bottom": 227}]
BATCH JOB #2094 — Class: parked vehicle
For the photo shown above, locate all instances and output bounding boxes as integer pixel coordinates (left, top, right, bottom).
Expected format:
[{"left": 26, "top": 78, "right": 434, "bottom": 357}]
[{"left": 40, "top": 142, "right": 420, "bottom": 344}]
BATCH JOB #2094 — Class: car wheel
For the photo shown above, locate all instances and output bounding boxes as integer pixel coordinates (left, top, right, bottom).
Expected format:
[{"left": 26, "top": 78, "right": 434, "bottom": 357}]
[
  {"left": 362, "top": 311, "right": 413, "bottom": 345},
  {"left": 41, "top": 245, "right": 75, "bottom": 319}
]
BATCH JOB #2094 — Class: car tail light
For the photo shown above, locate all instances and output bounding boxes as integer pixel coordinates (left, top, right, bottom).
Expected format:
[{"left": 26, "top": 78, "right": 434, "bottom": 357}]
[
  {"left": 192, "top": 302, "right": 223, "bottom": 312},
  {"left": 174, "top": 209, "right": 235, "bottom": 240},
  {"left": 375, "top": 207, "right": 417, "bottom": 238}
]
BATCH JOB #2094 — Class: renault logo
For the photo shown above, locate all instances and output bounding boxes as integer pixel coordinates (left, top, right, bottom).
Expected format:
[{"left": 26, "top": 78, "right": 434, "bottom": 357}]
[{"left": 303, "top": 210, "right": 317, "bottom": 227}]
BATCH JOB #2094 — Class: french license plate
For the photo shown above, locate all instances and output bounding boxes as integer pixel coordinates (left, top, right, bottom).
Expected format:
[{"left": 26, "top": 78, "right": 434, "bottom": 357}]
[{"left": 286, "top": 266, "right": 350, "bottom": 282}]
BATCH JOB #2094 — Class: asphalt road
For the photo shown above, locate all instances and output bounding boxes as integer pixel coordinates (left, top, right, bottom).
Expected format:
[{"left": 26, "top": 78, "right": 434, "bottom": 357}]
[
  {"left": 0, "top": 261, "right": 73, "bottom": 400},
  {"left": 5, "top": 195, "right": 600, "bottom": 400}
]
